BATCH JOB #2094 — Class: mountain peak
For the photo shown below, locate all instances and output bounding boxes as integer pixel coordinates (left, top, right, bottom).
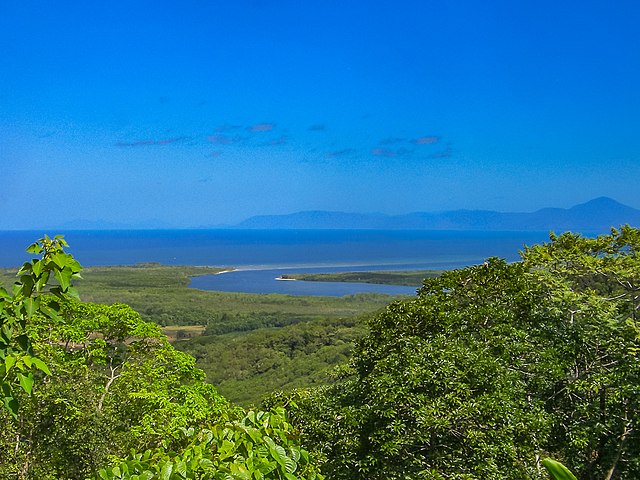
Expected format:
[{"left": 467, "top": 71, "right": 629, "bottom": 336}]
[
  {"left": 235, "top": 198, "right": 639, "bottom": 232},
  {"left": 570, "top": 197, "right": 635, "bottom": 213}
]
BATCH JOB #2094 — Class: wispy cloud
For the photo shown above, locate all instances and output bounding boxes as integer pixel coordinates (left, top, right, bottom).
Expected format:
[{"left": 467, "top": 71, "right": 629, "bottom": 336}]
[
  {"left": 371, "top": 147, "right": 412, "bottom": 158},
  {"left": 308, "top": 123, "right": 326, "bottom": 132},
  {"left": 156, "top": 137, "right": 186, "bottom": 145},
  {"left": 325, "top": 148, "right": 356, "bottom": 158},
  {"left": 116, "top": 140, "right": 154, "bottom": 147},
  {"left": 413, "top": 135, "right": 439, "bottom": 145},
  {"left": 207, "top": 135, "right": 233, "bottom": 145},
  {"left": 263, "top": 135, "right": 288, "bottom": 146},
  {"left": 207, "top": 134, "right": 247, "bottom": 145},
  {"left": 247, "top": 123, "right": 275, "bottom": 132},
  {"left": 378, "top": 137, "right": 406, "bottom": 145},
  {"left": 115, "top": 137, "right": 189, "bottom": 147},
  {"left": 209, "top": 151, "right": 223, "bottom": 158},
  {"left": 213, "top": 124, "right": 242, "bottom": 132},
  {"left": 429, "top": 148, "right": 452, "bottom": 159}
]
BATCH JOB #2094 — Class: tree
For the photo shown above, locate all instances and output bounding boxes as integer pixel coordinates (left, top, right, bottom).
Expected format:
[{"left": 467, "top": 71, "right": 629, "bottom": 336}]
[
  {"left": 273, "top": 227, "right": 640, "bottom": 479},
  {"left": 523, "top": 226, "right": 640, "bottom": 479},
  {"left": 0, "top": 235, "right": 81, "bottom": 417},
  {"left": 0, "top": 237, "right": 323, "bottom": 480}
]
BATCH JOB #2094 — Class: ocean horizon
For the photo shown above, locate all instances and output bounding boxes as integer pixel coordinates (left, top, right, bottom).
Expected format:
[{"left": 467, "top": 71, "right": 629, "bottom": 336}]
[
  {"left": 0, "top": 229, "right": 555, "bottom": 268},
  {"left": 0, "top": 229, "right": 559, "bottom": 296}
]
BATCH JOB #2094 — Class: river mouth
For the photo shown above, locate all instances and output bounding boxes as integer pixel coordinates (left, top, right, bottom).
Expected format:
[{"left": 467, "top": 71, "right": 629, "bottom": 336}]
[{"left": 188, "top": 263, "right": 438, "bottom": 297}]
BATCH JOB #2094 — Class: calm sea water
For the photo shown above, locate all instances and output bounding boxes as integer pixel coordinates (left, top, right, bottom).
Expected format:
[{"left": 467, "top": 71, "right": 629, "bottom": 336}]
[{"left": 0, "top": 229, "right": 552, "bottom": 296}]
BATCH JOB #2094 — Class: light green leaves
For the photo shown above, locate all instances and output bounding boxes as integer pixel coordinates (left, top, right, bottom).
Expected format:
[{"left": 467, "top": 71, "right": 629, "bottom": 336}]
[
  {"left": 17, "top": 372, "right": 34, "bottom": 395},
  {"left": 1, "top": 234, "right": 82, "bottom": 418},
  {"left": 542, "top": 458, "right": 577, "bottom": 480},
  {"left": 279, "top": 227, "right": 640, "bottom": 479},
  {"left": 96, "top": 409, "right": 323, "bottom": 480}
]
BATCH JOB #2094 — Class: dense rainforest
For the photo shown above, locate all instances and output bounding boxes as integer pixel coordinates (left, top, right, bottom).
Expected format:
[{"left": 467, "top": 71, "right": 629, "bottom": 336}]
[{"left": 1, "top": 228, "right": 639, "bottom": 479}]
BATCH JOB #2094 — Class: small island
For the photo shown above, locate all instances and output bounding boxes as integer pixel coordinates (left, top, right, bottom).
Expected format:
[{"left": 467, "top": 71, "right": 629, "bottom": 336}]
[{"left": 279, "top": 269, "right": 442, "bottom": 286}]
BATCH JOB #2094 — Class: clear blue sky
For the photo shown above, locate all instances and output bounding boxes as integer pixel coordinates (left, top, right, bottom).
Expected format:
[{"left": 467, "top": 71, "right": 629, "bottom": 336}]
[{"left": 1, "top": 1, "right": 639, "bottom": 229}]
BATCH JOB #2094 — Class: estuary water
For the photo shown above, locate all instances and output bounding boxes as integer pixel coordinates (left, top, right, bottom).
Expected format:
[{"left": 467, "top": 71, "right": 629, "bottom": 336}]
[
  {"left": 0, "top": 229, "right": 552, "bottom": 296},
  {"left": 189, "top": 264, "right": 427, "bottom": 297}
]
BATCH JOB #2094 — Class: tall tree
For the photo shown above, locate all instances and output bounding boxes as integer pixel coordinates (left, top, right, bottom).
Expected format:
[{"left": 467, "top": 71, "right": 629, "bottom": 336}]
[
  {"left": 0, "top": 237, "right": 322, "bottom": 480},
  {"left": 275, "top": 227, "right": 640, "bottom": 479}
]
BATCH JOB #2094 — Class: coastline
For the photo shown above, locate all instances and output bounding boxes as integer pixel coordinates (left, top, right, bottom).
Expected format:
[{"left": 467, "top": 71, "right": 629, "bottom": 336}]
[{"left": 214, "top": 269, "right": 236, "bottom": 275}]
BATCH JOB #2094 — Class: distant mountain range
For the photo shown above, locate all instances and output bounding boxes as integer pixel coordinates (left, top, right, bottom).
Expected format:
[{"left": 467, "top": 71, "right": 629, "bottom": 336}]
[{"left": 235, "top": 197, "right": 640, "bottom": 232}]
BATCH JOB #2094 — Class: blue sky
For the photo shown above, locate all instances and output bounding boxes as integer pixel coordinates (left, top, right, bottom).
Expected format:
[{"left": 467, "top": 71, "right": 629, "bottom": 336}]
[{"left": 1, "top": 1, "right": 639, "bottom": 229}]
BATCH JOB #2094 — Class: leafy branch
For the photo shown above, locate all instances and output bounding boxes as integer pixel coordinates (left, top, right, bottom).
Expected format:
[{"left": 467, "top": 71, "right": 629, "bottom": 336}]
[{"left": 0, "top": 235, "right": 82, "bottom": 417}]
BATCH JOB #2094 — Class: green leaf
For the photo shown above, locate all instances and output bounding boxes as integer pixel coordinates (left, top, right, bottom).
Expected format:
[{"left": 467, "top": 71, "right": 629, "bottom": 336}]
[
  {"left": 2, "top": 392, "right": 18, "bottom": 419},
  {"left": 23, "top": 297, "right": 37, "bottom": 318},
  {"left": 39, "top": 304, "right": 62, "bottom": 322},
  {"left": 55, "top": 235, "right": 69, "bottom": 247},
  {"left": 2, "top": 324, "right": 14, "bottom": 343},
  {"left": 160, "top": 461, "right": 173, "bottom": 480},
  {"left": 54, "top": 267, "right": 73, "bottom": 292},
  {"left": 35, "top": 271, "right": 50, "bottom": 292},
  {"left": 174, "top": 460, "right": 187, "bottom": 478},
  {"left": 98, "top": 468, "right": 110, "bottom": 480},
  {"left": 284, "top": 456, "right": 297, "bottom": 474},
  {"left": 19, "top": 275, "right": 34, "bottom": 297},
  {"left": 288, "top": 447, "right": 301, "bottom": 463},
  {"left": 542, "top": 458, "right": 577, "bottom": 480},
  {"left": 66, "top": 285, "right": 81, "bottom": 300},
  {"left": 31, "top": 259, "right": 43, "bottom": 277},
  {"left": 49, "top": 252, "right": 67, "bottom": 269},
  {"left": 18, "top": 372, "right": 34, "bottom": 395},
  {"left": 31, "top": 357, "right": 51, "bottom": 375},
  {"left": 26, "top": 243, "right": 43, "bottom": 254},
  {"left": 4, "top": 355, "right": 16, "bottom": 373}
]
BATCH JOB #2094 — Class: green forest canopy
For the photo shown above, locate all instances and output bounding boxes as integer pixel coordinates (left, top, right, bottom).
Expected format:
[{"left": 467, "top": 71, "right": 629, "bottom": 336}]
[{"left": 1, "top": 228, "right": 639, "bottom": 479}]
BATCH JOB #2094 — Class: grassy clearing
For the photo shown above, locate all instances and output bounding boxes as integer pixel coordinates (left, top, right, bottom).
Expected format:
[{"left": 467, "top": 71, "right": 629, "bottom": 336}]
[{"left": 162, "top": 325, "right": 207, "bottom": 342}]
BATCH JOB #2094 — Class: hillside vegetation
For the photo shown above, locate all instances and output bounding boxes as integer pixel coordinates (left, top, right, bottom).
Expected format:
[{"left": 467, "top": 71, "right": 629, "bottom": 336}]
[
  {"left": 2, "top": 227, "right": 639, "bottom": 479},
  {"left": 2, "top": 263, "right": 400, "bottom": 405},
  {"left": 269, "top": 226, "right": 640, "bottom": 479}
]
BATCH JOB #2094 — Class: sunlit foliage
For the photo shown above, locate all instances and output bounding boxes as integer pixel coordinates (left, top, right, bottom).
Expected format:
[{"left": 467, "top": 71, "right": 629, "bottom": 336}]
[{"left": 272, "top": 227, "right": 640, "bottom": 479}]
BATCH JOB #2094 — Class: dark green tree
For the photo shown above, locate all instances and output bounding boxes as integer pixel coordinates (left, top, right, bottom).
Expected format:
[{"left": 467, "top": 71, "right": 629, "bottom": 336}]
[
  {"left": 273, "top": 227, "right": 640, "bottom": 479},
  {"left": 0, "top": 238, "right": 323, "bottom": 480}
]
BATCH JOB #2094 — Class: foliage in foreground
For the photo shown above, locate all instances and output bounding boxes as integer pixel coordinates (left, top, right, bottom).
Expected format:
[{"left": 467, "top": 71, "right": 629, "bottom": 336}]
[
  {"left": 542, "top": 458, "right": 577, "bottom": 480},
  {"left": 270, "top": 226, "right": 640, "bottom": 479},
  {"left": 0, "top": 235, "right": 81, "bottom": 417},
  {"left": 4, "top": 228, "right": 640, "bottom": 479},
  {"left": 99, "top": 409, "right": 321, "bottom": 480},
  {"left": 0, "top": 237, "right": 322, "bottom": 480}
]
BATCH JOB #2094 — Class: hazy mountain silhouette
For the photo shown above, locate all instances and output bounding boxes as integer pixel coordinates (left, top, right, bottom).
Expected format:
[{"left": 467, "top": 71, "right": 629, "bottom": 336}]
[{"left": 236, "top": 197, "right": 640, "bottom": 232}]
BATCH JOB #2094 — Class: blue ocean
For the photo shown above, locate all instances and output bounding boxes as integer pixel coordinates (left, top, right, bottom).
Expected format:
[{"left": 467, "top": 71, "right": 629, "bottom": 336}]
[{"left": 0, "top": 230, "right": 553, "bottom": 296}]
